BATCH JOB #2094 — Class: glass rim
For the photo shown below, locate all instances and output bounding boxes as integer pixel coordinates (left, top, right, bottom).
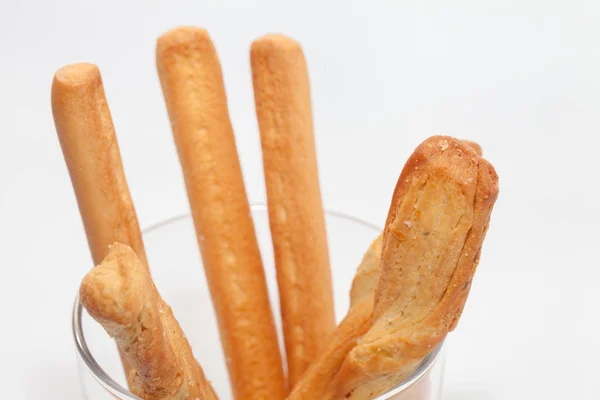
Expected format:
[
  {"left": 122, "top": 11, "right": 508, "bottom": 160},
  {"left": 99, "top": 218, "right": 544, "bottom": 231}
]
[{"left": 72, "top": 206, "right": 443, "bottom": 399}]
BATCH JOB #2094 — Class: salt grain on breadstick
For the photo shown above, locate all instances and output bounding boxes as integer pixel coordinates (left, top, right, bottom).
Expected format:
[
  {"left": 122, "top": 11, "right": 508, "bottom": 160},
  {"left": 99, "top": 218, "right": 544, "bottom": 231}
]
[
  {"left": 156, "top": 27, "right": 285, "bottom": 400},
  {"left": 251, "top": 34, "right": 335, "bottom": 387},
  {"left": 80, "top": 243, "right": 217, "bottom": 400}
]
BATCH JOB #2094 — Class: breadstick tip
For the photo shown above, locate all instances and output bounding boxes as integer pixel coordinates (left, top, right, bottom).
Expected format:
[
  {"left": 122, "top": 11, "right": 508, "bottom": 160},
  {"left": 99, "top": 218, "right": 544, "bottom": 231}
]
[
  {"left": 251, "top": 33, "right": 302, "bottom": 55},
  {"left": 51, "top": 63, "right": 103, "bottom": 118},
  {"left": 79, "top": 243, "right": 145, "bottom": 326},
  {"left": 156, "top": 26, "right": 211, "bottom": 55},
  {"left": 53, "top": 63, "right": 100, "bottom": 88}
]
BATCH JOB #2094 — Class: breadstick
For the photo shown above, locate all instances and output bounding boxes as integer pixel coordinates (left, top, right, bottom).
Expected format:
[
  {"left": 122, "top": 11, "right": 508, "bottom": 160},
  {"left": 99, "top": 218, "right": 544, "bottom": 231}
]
[
  {"left": 52, "top": 63, "right": 146, "bottom": 384},
  {"left": 288, "top": 235, "right": 382, "bottom": 400},
  {"left": 52, "top": 63, "right": 147, "bottom": 267},
  {"left": 156, "top": 27, "right": 285, "bottom": 400},
  {"left": 334, "top": 136, "right": 499, "bottom": 399},
  {"left": 250, "top": 34, "right": 335, "bottom": 386},
  {"left": 80, "top": 243, "right": 217, "bottom": 400}
]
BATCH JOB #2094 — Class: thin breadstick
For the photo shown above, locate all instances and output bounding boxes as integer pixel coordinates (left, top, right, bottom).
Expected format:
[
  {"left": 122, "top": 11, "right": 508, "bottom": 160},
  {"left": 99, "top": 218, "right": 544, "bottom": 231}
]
[
  {"left": 334, "top": 136, "right": 499, "bottom": 399},
  {"left": 250, "top": 34, "right": 335, "bottom": 386},
  {"left": 52, "top": 64, "right": 147, "bottom": 267},
  {"left": 288, "top": 235, "right": 382, "bottom": 400},
  {"left": 51, "top": 63, "right": 146, "bottom": 385},
  {"left": 80, "top": 243, "right": 217, "bottom": 400},
  {"left": 156, "top": 27, "right": 285, "bottom": 400}
]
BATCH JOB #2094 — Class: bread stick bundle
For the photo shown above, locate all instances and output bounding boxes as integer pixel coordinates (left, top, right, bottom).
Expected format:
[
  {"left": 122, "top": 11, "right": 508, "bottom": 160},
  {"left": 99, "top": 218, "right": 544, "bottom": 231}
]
[
  {"left": 54, "top": 30, "right": 496, "bottom": 400},
  {"left": 334, "top": 136, "right": 499, "bottom": 399},
  {"left": 251, "top": 34, "right": 335, "bottom": 387},
  {"left": 156, "top": 27, "right": 286, "bottom": 400},
  {"left": 52, "top": 63, "right": 148, "bottom": 384},
  {"left": 80, "top": 243, "right": 217, "bottom": 400}
]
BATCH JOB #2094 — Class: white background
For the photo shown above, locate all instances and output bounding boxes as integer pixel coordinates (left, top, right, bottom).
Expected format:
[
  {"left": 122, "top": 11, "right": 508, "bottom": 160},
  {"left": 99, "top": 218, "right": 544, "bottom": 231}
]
[{"left": 1, "top": 1, "right": 599, "bottom": 399}]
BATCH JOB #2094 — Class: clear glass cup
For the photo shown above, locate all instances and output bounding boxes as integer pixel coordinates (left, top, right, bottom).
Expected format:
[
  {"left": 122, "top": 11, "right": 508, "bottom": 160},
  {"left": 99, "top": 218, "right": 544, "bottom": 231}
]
[{"left": 73, "top": 206, "right": 445, "bottom": 399}]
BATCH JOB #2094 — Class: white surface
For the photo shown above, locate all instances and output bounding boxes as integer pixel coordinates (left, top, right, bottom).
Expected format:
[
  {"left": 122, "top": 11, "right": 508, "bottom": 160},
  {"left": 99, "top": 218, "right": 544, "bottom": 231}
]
[{"left": 0, "top": 1, "right": 598, "bottom": 399}]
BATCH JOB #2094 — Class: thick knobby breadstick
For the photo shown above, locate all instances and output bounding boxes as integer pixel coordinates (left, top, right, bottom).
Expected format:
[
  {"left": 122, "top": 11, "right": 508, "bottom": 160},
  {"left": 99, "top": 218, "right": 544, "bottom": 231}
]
[
  {"left": 80, "top": 243, "right": 217, "bottom": 400},
  {"left": 52, "top": 63, "right": 146, "bottom": 385},
  {"left": 251, "top": 34, "right": 335, "bottom": 386},
  {"left": 334, "top": 136, "right": 499, "bottom": 399},
  {"left": 51, "top": 64, "right": 147, "bottom": 267},
  {"left": 156, "top": 27, "right": 285, "bottom": 400},
  {"left": 288, "top": 235, "right": 382, "bottom": 400}
]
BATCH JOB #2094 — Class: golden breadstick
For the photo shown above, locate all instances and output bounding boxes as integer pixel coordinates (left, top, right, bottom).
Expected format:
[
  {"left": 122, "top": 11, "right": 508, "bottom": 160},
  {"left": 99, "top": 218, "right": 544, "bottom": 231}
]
[
  {"left": 156, "top": 27, "right": 285, "bottom": 400},
  {"left": 52, "top": 63, "right": 146, "bottom": 385},
  {"left": 288, "top": 235, "right": 382, "bottom": 400},
  {"left": 250, "top": 34, "right": 335, "bottom": 386},
  {"left": 80, "top": 243, "right": 217, "bottom": 400},
  {"left": 52, "top": 64, "right": 147, "bottom": 267},
  {"left": 334, "top": 136, "right": 499, "bottom": 399}
]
